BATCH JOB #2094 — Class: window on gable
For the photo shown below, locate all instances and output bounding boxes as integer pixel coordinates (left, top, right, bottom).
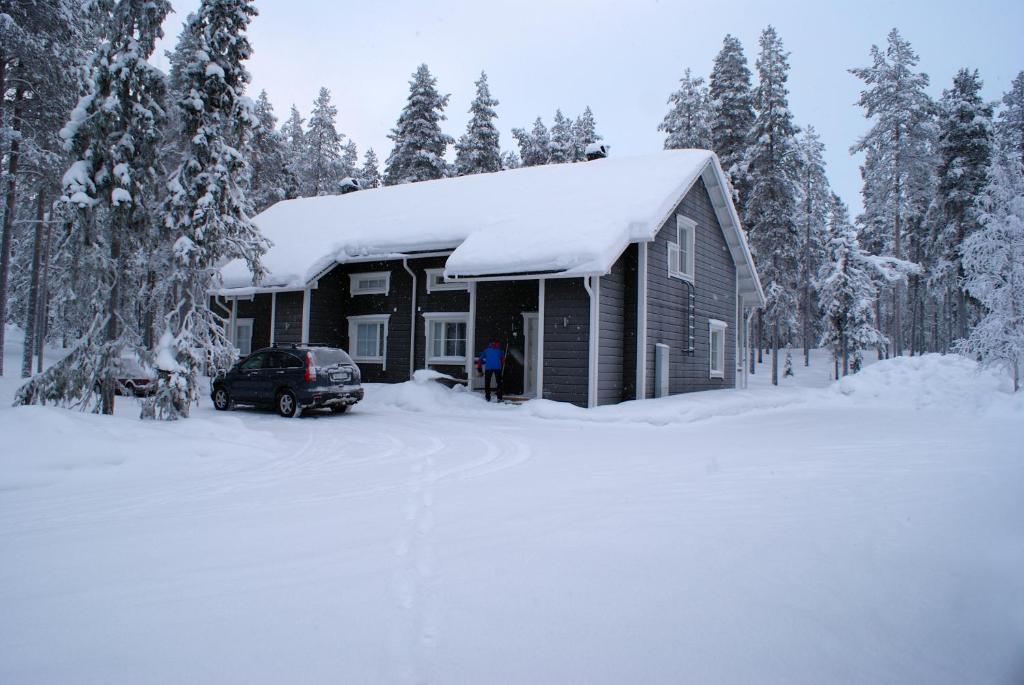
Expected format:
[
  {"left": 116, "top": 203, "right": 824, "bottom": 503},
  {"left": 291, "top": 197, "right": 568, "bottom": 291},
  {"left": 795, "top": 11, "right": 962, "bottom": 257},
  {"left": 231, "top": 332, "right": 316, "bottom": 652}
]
[
  {"left": 347, "top": 314, "right": 390, "bottom": 365},
  {"left": 668, "top": 215, "right": 696, "bottom": 282},
  {"left": 425, "top": 268, "right": 467, "bottom": 293},
  {"left": 350, "top": 271, "right": 390, "bottom": 295},
  {"left": 423, "top": 313, "right": 469, "bottom": 363},
  {"left": 709, "top": 319, "right": 727, "bottom": 379}
]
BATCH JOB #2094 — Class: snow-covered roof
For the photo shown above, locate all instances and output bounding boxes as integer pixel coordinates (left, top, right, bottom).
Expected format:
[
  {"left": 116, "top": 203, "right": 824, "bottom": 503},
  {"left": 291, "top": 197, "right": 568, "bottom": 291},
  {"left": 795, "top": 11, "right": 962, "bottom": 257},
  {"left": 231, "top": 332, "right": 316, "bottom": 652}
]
[{"left": 219, "top": 150, "right": 764, "bottom": 306}]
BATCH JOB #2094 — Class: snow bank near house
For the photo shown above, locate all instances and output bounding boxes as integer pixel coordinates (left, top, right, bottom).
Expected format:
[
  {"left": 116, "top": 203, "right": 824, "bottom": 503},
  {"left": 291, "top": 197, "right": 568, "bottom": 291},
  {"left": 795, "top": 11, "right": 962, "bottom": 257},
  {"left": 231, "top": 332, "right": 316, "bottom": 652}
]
[{"left": 835, "top": 353, "right": 1020, "bottom": 414}]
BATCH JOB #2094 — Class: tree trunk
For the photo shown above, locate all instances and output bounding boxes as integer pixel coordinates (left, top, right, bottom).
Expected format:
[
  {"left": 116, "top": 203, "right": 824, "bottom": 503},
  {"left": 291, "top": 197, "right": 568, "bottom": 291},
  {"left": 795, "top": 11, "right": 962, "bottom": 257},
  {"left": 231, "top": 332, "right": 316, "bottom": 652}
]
[
  {"left": 0, "top": 85, "right": 25, "bottom": 377},
  {"left": 802, "top": 182, "right": 812, "bottom": 367},
  {"left": 833, "top": 351, "right": 839, "bottom": 380},
  {"left": 102, "top": 225, "right": 123, "bottom": 415},
  {"left": 1013, "top": 359, "right": 1019, "bottom": 393},
  {"left": 36, "top": 212, "right": 52, "bottom": 373},
  {"left": 21, "top": 191, "right": 45, "bottom": 377},
  {"left": 771, "top": 321, "right": 779, "bottom": 386},
  {"left": 841, "top": 331, "right": 849, "bottom": 377},
  {"left": 875, "top": 294, "right": 885, "bottom": 360}
]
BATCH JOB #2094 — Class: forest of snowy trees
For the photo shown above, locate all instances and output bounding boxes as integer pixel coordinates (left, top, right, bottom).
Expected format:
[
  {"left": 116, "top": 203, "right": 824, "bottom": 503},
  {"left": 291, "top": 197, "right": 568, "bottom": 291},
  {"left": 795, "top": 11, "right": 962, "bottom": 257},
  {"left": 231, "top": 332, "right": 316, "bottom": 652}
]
[
  {"left": 661, "top": 27, "right": 1024, "bottom": 389},
  {"left": 0, "top": 2, "right": 1021, "bottom": 423}
]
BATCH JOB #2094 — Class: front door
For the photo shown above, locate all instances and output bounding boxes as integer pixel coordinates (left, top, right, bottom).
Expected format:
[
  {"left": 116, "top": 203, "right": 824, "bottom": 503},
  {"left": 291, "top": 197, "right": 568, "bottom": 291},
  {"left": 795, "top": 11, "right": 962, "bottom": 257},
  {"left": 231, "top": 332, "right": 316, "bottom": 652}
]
[{"left": 523, "top": 313, "right": 539, "bottom": 397}]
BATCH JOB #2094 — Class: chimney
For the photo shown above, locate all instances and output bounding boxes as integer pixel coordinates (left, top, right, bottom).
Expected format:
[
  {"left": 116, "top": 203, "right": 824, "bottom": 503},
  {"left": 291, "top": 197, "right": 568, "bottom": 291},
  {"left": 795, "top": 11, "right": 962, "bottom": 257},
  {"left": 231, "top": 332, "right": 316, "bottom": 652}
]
[
  {"left": 585, "top": 142, "right": 609, "bottom": 161},
  {"left": 339, "top": 177, "right": 362, "bottom": 194}
]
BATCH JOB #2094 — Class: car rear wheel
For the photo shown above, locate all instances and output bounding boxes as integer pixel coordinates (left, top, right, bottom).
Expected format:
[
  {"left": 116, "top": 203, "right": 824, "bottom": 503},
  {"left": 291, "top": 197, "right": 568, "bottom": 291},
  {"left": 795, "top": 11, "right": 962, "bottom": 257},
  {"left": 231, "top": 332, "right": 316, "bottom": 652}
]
[
  {"left": 277, "top": 389, "right": 298, "bottom": 418},
  {"left": 330, "top": 404, "right": 349, "bottom": 414},
  {"left": 213, "top": 387, "right": 232, "bottom": 411}
]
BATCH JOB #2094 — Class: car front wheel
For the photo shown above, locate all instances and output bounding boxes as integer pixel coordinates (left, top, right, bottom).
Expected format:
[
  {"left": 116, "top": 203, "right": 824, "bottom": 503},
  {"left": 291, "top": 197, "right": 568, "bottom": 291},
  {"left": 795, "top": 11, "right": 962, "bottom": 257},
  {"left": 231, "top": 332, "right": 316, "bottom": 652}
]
[
  {"left": 277, "top": 389, "right": 298, "bottom": 418},
  {"left": 213, "top": 387, "right": 232, "bottom": 411}
]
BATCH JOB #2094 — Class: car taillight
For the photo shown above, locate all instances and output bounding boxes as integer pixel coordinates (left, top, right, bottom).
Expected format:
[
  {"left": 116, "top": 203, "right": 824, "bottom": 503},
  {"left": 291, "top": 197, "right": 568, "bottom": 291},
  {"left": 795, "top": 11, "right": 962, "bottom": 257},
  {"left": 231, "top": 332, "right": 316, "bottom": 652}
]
[{"left": 305, "top": 352, "right": 316, "bottom": 382}]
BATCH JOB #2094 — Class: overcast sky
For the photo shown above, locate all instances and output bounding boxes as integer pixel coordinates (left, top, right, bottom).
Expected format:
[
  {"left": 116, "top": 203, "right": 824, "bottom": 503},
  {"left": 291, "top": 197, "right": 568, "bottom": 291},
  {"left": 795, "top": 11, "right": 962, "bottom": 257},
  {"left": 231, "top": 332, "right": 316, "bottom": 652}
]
[{"left": 154, "top": 0, "right": 1023, "bottom": 214}]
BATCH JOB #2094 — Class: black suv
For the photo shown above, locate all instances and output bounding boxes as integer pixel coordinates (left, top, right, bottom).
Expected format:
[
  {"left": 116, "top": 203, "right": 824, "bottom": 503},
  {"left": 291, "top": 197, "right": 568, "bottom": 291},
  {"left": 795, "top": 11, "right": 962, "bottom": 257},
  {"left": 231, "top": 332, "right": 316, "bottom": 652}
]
[{"left": 212, "top": 345, "right": 364, "bottom": 417}]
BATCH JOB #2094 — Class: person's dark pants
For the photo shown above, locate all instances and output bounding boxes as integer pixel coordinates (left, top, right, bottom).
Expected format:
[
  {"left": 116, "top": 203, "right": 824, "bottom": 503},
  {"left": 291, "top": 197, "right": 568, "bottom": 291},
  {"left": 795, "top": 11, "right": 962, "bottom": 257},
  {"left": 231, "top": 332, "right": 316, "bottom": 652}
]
[{"left": 484, "top": 369, "right": 503, "bottom": 401}]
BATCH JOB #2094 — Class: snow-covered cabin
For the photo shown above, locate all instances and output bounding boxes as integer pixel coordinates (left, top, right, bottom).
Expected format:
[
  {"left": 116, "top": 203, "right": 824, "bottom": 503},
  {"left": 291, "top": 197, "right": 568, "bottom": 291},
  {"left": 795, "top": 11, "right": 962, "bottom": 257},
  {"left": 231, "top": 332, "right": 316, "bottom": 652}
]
[{"left": 213, "top": 150, "right": 764, "bottom": 407}]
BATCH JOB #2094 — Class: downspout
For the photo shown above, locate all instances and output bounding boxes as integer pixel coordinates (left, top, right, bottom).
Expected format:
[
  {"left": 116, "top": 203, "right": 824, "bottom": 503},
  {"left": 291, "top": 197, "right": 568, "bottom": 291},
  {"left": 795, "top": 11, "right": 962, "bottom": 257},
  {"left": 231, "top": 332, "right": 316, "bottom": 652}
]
[
  {"left": 402, "top": 258, "right": 417, "bottom": 380},
  {"left": 536, "top": 279, "right": 545, "bottom": 399},
  {"left": 636, "top": 242, "right": 648, "bottom": 400},
  {"left": 269, "top": 292, "right": 277, "bottom": 346},
  {"left": 228, "top": 296, "right": 237, "bottom": 347},
  {"left": 583, "top": 275, "right": 599, "bottom": 408}
]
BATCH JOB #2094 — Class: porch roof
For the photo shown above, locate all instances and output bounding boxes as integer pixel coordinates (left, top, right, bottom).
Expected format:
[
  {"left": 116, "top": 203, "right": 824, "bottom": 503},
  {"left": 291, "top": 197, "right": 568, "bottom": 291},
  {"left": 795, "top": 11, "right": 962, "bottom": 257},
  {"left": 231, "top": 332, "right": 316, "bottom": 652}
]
[{"left": 218, "top": 150, "right": 764, "bottom": 307}]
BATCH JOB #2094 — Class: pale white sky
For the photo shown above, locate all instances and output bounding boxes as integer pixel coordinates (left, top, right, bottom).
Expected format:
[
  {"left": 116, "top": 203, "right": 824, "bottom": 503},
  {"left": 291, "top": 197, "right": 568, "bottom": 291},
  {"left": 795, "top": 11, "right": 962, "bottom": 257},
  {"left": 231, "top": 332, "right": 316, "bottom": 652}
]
[{"left": 154, "top": 0, "right": 1024, "bottom": 213}]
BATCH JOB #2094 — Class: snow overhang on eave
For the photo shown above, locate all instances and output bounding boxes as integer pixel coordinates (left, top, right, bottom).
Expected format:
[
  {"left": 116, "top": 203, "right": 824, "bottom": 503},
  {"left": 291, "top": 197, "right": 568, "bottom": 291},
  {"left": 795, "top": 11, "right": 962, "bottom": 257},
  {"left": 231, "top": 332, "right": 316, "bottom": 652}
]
[{"left": 446, "top": 268, "right": 599, "bottom": 283}]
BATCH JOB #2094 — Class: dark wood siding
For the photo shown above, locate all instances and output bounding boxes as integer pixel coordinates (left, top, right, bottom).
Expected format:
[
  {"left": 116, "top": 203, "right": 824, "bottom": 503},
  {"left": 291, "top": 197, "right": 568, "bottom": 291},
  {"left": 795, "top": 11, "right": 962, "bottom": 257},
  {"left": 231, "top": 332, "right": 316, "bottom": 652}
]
[
  {"left": 235, "top": 294, "right": 273, "bottom": 351},
  {"left": 543, "top": 278, "right": 590, "bottom": 407},
  {"left": 413, "top": 257, "right": 471, "bottom": 380},
  {"left": 644, "top": 177, "right": 736, "bottom": 396},
  {"left": 621, "top": 244, "right": 638, "bottom": 401},
  {"left": 274, "top": 291, "right": 303, "bottom": 344},
  {"left": 598, "top": 251, "right": 628, "bottom": 405},
  {"left": 474, "top": 280, "right": 538, "bottom": 396}
]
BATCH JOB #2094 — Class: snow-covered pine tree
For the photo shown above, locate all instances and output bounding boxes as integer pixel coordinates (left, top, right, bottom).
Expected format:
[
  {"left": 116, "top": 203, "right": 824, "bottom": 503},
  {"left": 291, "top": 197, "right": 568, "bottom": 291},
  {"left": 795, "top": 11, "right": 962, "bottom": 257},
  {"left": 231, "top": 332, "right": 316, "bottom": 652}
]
[
  {"left": 279, "top": 104, "right": 306, "bottom": 198},
  {"left": 501, "top": 150, "right": 521, "bottom": 170},
  {"left": 572, "top": 107, "right": 601, "bottom": 162},
  {"left": 248, "top": 90, "right": 289, "bottom": 212},
  {"left": 340, "top": 139, "right": 358, "bottom": 179},
  {"left": 454, "top": 71, "right": 501, "bottom": 176},
  {"left": 744, "top": 26, "right": 801, "bottom": 386},
  {"left": 359, "top": 148, "right": 381, "bottom": 188},
  {"left": 150, "top": 0, "right": 268, "bottom": 419},
  {"left": 955, "top": 149, "right": 1024, "bottom": 391},
  {"left": 306, "top": 87, "right": 343, "bottom": 196},
  {"left": 850, "top": 29, "right": 937, "bottom": 357},
  {"left": 511, "top": 117, "right": 550, "bottom": 167},
  {"left": 933, "top": 68, "right": 995, "bottom": 344},
  {"left": 709, "top": 34, "right": 756, "bottom": 214},
  {"left": 659, "top": 67, "right": 713, "bottom": 150},
  {"left": 818, "top": 195, "right": 886, "bottom": 377},
  {"left": 997, "top": 71, "right": 1024, "bottom": 165},
  {"left": 384, "top": 64, "right": 453, "bottom": 186},
  {"left": 794, "top": 126, "right": 832, "bottom": 367},
  {"left": 16, "top": 0, "right": 171, "bottom": 414},
  {"left": 549, "top": 109, "right": 575, "bottom": 164}
]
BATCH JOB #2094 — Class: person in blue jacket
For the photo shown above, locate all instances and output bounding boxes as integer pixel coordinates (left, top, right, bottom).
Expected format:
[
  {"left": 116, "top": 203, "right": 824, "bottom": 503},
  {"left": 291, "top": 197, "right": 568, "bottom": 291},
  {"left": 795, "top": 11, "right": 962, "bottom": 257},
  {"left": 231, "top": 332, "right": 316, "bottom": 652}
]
[{"left": 476, "top": 338, "right": 505, "bottom": 402}]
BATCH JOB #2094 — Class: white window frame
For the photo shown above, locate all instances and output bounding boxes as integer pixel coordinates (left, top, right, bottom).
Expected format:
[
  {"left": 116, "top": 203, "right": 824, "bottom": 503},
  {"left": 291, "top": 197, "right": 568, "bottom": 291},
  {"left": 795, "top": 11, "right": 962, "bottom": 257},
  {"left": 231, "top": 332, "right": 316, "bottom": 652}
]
[
  {"left": 422, "top": 312, "right": 470, "bottom": 364},
  {"left": 349, "top": 271, "right": 391, "bottom": 296},
  {"left": 709, "top": 318, "right": 727, "bottom": 379},
  {"left": 424, "top": 268, "right": 467, "bottom": 293},
  {"left": 233, "top": 317, "right": 254, "bottom": 357},
  {"left": 668, "top": 215, "right": 696, "bottom": 283},
  {"left": 347, "top": 314, "right": 390, "bottom": 366}
]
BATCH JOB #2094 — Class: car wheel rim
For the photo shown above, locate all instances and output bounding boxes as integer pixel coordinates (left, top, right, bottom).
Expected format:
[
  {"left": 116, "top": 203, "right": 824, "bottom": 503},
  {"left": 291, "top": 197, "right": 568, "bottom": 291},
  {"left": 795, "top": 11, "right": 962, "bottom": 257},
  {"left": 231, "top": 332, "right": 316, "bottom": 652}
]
[
  {"left": 280, "top": 395, "right": 293, "bottom": 414},
  {"left": 215, "top": 391, "right": 226, "bottom": 408}
]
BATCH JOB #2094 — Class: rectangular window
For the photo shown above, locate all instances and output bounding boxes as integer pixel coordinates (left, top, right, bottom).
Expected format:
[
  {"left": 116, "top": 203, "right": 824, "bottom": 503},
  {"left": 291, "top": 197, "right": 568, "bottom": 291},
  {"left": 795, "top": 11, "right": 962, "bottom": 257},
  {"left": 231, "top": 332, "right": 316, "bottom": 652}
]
[
  {"left": 350, "top": 271, "right": 390, "bottom": 295},
  {"left": 423, "top": 313, "right": 469, "bottom": 364},
  {"left": 425, "top": 268, "right": 467, "bottom": 292},
  {"left": 668, "top": 215, "right": 696, "bottom": 282},
  {"left": 233, "top": 318, "right": 254, "bottom": 357},
  {"left": 347, "top": 314, "right": 390, "bottom": 365},
  {"left": 709, "top": 319, "right": 727, "bottom": 379}
]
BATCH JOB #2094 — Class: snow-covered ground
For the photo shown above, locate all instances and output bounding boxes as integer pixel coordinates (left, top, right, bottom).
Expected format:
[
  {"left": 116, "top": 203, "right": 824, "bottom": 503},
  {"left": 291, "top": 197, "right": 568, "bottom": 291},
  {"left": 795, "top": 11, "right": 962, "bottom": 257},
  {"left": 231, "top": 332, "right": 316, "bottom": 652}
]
[{"left": 1, "top": 329, "right": 1022, "bottom": 684}]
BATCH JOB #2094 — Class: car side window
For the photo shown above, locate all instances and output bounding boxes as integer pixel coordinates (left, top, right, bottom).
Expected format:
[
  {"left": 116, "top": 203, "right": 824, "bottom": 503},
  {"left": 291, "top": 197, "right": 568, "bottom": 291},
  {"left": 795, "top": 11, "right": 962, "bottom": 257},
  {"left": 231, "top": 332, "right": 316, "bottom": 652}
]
[
  {"left": 239, "top": 352, "right": 267, "bottom": 370},
  {"left": 277, "top": 352, "right": 304, "bottom": 369}
]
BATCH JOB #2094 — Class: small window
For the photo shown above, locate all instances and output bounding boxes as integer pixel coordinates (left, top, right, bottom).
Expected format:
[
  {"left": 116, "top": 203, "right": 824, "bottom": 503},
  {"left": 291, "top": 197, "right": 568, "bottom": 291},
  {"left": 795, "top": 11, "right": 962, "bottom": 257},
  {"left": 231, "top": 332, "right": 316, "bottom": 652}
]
[
  {"left": 709, "top": 319, "right": 727, "bottom": 379},
  {"left": 348, "top": 314, "right": 390, "bottom": 364},
  {"left": 350, "top": 271, "right": 390, "bottom": 295},
  {"left": 668, "top": 215, "right": 696, "bottom": 282},
  {"left": 425, "top": 268, "right": 467, "bottom": 292},
  {"left": 233, "top": 318, "right": 254, "bottom": 356},
  {"left": 423, "top": 313, "right": 469, "bottom": 363}
]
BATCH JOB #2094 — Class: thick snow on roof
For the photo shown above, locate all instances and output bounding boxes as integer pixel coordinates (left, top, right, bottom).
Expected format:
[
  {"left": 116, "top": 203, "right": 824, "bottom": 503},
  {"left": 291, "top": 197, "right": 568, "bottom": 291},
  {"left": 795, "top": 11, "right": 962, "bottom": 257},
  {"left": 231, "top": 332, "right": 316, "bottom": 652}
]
[{"left": 220, "top": 150, "right": 719, "bottom": 290}]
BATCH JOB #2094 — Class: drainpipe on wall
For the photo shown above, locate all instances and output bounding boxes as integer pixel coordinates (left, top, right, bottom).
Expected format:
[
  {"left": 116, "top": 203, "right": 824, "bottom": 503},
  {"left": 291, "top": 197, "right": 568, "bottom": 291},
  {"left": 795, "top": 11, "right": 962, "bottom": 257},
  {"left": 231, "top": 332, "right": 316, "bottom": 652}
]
[
  {"left": 402, "top": 258, "right": 417, "bottom": 381},
  {"left": 536, "top": 279, "right": 545, "bottom": 400},
  {"left": 636, "top": 242, "right": 648, "bottom": 400},
  {"left": 583, "top": 275, "right": 599, "bottom": 408}
]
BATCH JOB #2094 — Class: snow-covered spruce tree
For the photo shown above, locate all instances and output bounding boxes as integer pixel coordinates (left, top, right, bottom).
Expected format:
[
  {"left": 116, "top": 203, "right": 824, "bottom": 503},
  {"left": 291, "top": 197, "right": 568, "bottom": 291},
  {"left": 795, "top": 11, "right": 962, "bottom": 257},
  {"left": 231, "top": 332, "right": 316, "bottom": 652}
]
[
  {"left": 818, "top": 195, "right": 886, "bottom": 377},
  {"left": 794, "top": 126, "right": 832, "bottom": 367},
  {"left": 548, "top": 109, "right": 575, "bottom": 164},
  {"left": 384, "top": 64, "right": 453, "bottom": 186},
  {"left": 16, "top": 0, "right": 171, "bottom": 414},
  {"left": 454, "top": 71, "right": 501, "bottom": 176},
  {"left": 955, "top": 149, "right": 1024, "bottom": 391},
  {"left": 744, "top": 26, "right": 801, "bottom": 386},
  {"left": 997, "top": 71, "right": 1024, "bottom": 165},
  {"left": 511, "top": 117, "right": 550, "bottom": 167},
  {"left": 659, "top": 67, "right": 713, "bottom": 150},
  {"left": 709, "top": 34, "right": 756, "bottom": 213},
  {"left": 149, "top": 0, "right": 268, "bottom": 420},
  {"left": 572, "top": 106, "right": 601, "bottom": 162},
  {"left": 501, "top": 150, "right": 521, "bottom": 170},
  {"left": 359, "top": 148, "right": 381, "bottom": 188},
  {"left": 247, "top": 90, "right": 289, "bottom": 212},
  {"left": 933, "top": 68, "right": 995, "bottom": 343},
  {"left": 306, "top": 87, "right": 343, "bottom": 196},
  {"left": 850, "top": 28, "right": 937, "bottom": 357},
  {"left": 280, "top": 104, "right": 306, "bottom": 197}
]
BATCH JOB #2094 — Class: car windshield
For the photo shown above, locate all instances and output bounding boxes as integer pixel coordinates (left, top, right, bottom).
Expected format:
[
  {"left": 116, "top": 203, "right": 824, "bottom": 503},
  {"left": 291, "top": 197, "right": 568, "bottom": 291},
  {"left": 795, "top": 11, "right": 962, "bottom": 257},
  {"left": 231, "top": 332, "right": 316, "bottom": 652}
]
[{"left": 311, "top": 348, "right": 353, "bottom": 367}]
